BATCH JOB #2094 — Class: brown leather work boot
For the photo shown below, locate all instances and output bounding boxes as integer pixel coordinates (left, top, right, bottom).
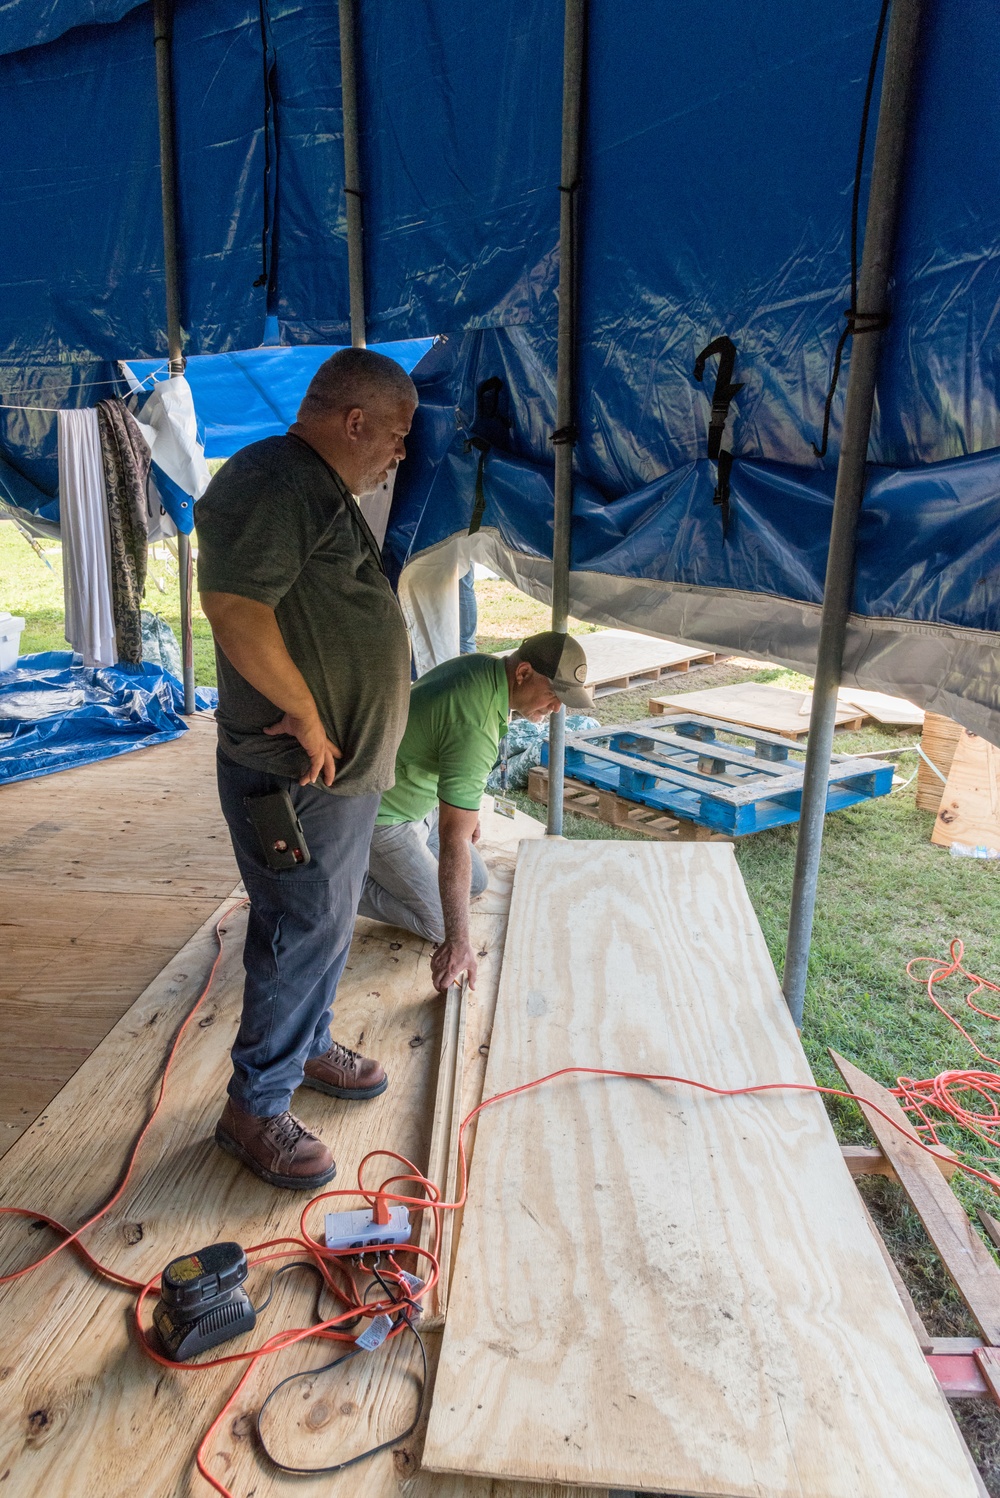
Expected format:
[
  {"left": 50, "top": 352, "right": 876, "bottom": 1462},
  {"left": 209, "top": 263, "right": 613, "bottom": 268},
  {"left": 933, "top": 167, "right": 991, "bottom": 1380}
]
[
  {"left": 301, "top": 1040, "right": 388, "bottom": 1101},
  {"left": 215, "top": 1098, "right": 336, "bottom": 1189}
]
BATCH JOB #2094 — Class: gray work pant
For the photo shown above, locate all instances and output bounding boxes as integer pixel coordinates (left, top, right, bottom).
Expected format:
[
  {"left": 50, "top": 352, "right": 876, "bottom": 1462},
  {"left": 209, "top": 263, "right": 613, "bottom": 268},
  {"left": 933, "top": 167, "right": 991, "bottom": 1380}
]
[{"left": 358, "top": 807, "right": 489, "bottom": 943}]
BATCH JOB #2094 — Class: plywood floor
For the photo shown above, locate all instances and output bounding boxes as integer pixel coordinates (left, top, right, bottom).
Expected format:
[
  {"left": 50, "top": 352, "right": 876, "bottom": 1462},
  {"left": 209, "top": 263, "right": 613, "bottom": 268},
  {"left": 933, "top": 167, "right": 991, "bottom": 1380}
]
[
  {"left": 0, "top": 715, "right": 239, "bottom": 1157},
  {"left": 424, "top": 840, "right": 977, "bottom": 1498},
  {"left": 0, "top": 799, "right": 604, "bottom": 1498}
]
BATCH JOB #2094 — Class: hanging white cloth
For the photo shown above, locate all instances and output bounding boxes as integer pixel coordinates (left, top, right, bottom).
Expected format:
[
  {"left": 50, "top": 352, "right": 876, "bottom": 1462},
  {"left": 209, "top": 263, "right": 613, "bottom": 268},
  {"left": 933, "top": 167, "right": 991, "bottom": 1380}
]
[{"left": 58, "top": 407, "right": 117, "bottom": 668}]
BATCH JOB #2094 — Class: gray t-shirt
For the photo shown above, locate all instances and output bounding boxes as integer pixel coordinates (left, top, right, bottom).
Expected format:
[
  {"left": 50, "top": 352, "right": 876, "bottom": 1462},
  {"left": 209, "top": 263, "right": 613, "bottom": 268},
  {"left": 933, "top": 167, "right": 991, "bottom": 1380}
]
[{"left": 195, "top": 433, "right": 411, "bottom": 796}]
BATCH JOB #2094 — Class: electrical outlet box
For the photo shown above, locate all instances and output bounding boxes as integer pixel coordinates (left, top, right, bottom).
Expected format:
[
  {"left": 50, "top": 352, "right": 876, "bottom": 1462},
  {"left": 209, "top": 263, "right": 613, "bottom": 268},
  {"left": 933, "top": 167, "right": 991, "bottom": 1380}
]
[{"left": 324, "top": 1205, "right": 412, "bottom": 1253}]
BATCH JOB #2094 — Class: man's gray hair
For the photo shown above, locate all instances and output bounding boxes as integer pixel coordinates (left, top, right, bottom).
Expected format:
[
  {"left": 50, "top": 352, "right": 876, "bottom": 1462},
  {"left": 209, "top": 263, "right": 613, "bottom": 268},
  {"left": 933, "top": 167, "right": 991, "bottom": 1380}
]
[{"left": 297, "top": 348, "right": 417, "bottom": 422}]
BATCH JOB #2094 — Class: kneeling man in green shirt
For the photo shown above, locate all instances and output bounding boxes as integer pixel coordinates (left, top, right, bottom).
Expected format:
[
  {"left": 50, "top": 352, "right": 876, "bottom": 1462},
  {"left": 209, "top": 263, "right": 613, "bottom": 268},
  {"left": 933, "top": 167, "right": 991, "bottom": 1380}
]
[{"left": 359, "top": 631, "right": 593, "bottom": 993}]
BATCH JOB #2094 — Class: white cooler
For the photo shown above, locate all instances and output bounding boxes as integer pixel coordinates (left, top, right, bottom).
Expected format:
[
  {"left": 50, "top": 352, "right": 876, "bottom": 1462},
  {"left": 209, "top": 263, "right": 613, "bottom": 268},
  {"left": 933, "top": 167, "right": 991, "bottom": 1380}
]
[{"left": 0, "top": 612, "right": 25, "bottom": 672}]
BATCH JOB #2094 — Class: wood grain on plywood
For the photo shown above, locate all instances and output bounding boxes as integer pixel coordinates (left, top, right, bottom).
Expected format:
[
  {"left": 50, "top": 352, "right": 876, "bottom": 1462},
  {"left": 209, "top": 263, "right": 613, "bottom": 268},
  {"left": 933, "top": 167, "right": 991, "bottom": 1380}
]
[
  {"left": 830, "top": 1051, "right": 1000, "bottom": 1346},
  {"left": 580, "top": 629, "right": 714, "bottom": 687},
  {"left": 423, "top": 840, "right": 978, "bottom": 1497},
  {"left": 0, "top": 716, "right": 239, "bottom": 1156},
  {"left": 931, "top": 729, "right": 1000, "bottom": 850},
  {"left": 0, "top": 818, "right": 601, "bottom": 1498},
  {"left": 649, "top": 681, "right": 863, "bottom": 738}
]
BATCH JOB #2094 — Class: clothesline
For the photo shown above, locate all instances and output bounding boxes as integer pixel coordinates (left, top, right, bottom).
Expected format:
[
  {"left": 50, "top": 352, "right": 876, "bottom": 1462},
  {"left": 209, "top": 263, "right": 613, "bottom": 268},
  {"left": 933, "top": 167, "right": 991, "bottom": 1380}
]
[{"left": 0, "top": 363, "right": 169, "bottom": 413}]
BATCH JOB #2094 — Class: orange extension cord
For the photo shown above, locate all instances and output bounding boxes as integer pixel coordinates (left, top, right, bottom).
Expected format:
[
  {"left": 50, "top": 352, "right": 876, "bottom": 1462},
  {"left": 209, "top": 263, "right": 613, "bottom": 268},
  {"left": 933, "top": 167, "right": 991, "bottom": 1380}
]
[{"left": 2, "top": 914, "right": 999, "bottom": 1497}]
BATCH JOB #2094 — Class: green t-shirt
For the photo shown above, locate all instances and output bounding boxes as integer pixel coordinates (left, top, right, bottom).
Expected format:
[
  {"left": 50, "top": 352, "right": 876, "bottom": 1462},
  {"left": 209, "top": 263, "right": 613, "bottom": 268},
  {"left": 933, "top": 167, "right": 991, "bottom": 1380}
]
[
  {"left": 376, "top": 653, "right": 509, "bottom": 825},
  {"left": 195, "top": 434, "right": 411, "bottom": 796}
]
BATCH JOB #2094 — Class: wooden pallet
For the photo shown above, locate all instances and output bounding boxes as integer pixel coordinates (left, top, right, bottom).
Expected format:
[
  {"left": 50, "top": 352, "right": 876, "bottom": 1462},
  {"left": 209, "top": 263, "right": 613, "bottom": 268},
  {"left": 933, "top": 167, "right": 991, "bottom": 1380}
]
[
  {"left": 581, "top": 629, "right": 718, "bottom": 696},
  {"left": 527, "top": 764, "right": 730, "bottom": 841},
  {"left": 553, "top": 716, "right": 892, "bottom": 837},
  {"left": 649, "top": 682, "right": 866, "bottom": 739}
]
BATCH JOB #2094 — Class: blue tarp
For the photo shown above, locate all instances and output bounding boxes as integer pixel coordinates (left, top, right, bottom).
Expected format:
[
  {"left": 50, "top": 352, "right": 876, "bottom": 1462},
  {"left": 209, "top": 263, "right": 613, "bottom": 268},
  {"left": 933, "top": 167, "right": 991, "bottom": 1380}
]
[
  {"left": 126, "top": 338, "right": 433, "bottom": 458},
  {"left": 0, "top": 651, "right": 216, "bottom": 784},
  {"left": 1, "top": 2, "right": 998, "bottom": 729}
]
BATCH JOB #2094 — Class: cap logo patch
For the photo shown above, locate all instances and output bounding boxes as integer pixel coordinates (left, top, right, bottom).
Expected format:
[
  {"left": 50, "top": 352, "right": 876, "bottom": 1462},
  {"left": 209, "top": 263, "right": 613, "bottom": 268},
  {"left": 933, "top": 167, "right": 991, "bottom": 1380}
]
[{"left": 574, "top": 663, "right": 586, "bottom": 682}]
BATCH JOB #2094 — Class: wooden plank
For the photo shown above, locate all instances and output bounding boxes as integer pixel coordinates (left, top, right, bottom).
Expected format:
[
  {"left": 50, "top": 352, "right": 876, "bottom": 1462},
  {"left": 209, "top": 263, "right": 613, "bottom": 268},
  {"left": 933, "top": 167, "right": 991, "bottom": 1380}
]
[
  {"left": 649, "top": 682, "right": 864, "bottom": 738},
  {"left": 424, "top": 841, "right": 977, "bottom": 1496},
  {"left": 416, "top": 977, "right": 469, "bottom": 1327},
  {"left": 857, "top": 1194, "right": 932, "bottom": 1350},
  {"left": 831, "top": 1051, "right": 1000, "bottom": 1345},
  {"left": 0, "top": 817, "right": 603, "bottom": 1498},
  {"left": 841, "top": 1142, "right": 958, "bottom": 1182},
  {"left": 931, "top": 729, "right": 1000, "bottom": 851},
  {"left": 916, "top": 712, "right": 963, "bottom": 813}
]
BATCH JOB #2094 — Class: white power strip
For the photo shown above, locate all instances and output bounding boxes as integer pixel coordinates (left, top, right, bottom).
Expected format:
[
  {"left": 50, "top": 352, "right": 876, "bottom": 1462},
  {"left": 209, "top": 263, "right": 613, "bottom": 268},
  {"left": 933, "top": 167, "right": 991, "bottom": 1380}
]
[{"left": 324, "top": 1205, "right": 412, "bottom": 1252}]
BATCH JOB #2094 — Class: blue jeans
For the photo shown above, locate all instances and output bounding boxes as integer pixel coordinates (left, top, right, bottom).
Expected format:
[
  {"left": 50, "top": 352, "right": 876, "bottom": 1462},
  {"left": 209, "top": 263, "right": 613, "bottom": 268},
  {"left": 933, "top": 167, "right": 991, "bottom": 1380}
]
[
  {"left": 216, "top": 751, "right": 380, "bottom": 1116},
  {"left": 358, "top": 807, "right": 489, "bottom": 943},
  {"left": 459, "top": 565, "right": 478, "bottom": 654}
]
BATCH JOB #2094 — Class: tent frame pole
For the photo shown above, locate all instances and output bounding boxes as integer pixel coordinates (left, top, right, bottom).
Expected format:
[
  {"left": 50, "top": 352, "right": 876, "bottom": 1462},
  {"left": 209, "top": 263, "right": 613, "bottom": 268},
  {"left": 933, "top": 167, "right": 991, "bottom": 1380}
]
[
  {"left": 782, "top": 0, "right": 925, "bottom": 1027},
  {"left": 547, "top": 0, "right": 586, "bottom": 836},
  {"left": 339, "top": 0, "right": 366, "bottom": 349},
  {"left": 153, "top": 0, "right": 195, "bottom": 715}
]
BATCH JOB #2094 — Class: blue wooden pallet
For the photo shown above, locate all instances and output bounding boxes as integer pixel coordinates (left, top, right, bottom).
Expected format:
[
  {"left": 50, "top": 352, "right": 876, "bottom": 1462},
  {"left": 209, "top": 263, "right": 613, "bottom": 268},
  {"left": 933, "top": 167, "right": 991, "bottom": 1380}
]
[{"left": 542, "top": 713, "right": 893, "bottom": 836}]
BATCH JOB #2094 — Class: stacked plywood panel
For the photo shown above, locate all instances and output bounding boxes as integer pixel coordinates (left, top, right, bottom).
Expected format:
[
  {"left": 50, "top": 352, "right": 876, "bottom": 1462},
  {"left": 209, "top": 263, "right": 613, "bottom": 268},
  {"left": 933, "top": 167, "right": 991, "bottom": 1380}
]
[{"left": 917, "top": 711, "right": 965, "bottom": 812}]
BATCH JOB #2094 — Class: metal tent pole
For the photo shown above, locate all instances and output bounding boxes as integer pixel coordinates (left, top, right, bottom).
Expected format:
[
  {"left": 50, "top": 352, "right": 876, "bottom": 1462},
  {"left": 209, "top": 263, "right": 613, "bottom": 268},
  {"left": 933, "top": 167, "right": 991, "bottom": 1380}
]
[
  {"left": 339, "top": 0, "right": 366, "bottom": 349},
  {"left": 153, "top": 0, "right": 195, "bottom": 715},
  {"left": 782, "top": 0, "right": 925, "bottom": 1026},
  {"left": 547, "top": 0, "right": 586, "bottom": 836}
]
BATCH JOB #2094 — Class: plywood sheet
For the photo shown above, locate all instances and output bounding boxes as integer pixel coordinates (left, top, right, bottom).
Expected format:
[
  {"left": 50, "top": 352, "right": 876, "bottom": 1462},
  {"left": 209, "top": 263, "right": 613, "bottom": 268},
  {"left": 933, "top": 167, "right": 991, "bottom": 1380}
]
[
  {"left": 931, "top": 729, "right": 1000, "bottom": 850},
  {"left": 580, "top": 628, "right": 715, "bottom": 687},
  {"left": 650, "top": 681, "right": 863, "bottom": 738},
  {"left": 798, "top": 688, "right": 924, "bottom": 726},
  {"left": 0, "top": 818, "right": 602, "bottom": 1498},
  {"left": 0, "top": 716, "right": 239, "bottom": 1156},
  {"left": 423, "top": 840, "right": 977, "bottom": 1497}
]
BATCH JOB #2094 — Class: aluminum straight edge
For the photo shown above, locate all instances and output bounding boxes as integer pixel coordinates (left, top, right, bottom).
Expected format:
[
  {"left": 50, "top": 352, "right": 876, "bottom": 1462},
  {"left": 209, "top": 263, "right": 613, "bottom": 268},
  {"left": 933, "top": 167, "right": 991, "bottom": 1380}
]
[
  {"left": 782, "top": 0, "right": 926, "bottom": 1026},
  {"left": 547, "top": 0, "right": 586, "bottom": 835},
  {"left": 153, "top": 0, "right": 195, "bottom": 715},
  {"left": 339, "top": 0, "right": 366, "bottom": 349}
]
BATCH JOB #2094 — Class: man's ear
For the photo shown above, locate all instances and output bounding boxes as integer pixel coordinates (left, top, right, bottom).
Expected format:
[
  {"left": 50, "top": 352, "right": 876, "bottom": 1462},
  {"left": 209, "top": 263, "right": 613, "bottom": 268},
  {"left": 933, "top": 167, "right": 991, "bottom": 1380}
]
[
  {"left": 344, "top": 406, "right": 365, "bottom": 440},
  {"left": 514, "top": 661, "right": 533, "bottom": 687}
]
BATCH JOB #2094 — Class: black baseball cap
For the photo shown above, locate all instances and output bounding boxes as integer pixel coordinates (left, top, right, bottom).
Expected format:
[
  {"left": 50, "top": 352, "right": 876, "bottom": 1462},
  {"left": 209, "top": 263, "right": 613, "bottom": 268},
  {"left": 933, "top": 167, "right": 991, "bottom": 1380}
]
[{"left": 515, "top": 631, "right": 595, "bottom": 711}]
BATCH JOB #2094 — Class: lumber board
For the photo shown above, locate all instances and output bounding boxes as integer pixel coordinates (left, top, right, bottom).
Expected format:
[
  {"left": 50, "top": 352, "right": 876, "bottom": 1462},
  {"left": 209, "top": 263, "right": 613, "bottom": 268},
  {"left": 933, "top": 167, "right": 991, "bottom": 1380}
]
[
  {"left": 931, "top": 729, "right": 1000, "bottom": 850},
  {"left": 649, "top": 681, "right": 864, "bottom": 738},
  {"left": 424, "top": 840, "right": 978, "bottom": 1497},
  {"left": 830, "top": 1051, "right": 1000, "bottom": 1345},
  {"left": 416, "top": 976, "right": 469, "bottom": 1326},
  {"left": 0, "top": 817, "right": 602, "bottom": 1498},
  {"left": 917, "top": 711, "right": 963, "bottom": 812}
]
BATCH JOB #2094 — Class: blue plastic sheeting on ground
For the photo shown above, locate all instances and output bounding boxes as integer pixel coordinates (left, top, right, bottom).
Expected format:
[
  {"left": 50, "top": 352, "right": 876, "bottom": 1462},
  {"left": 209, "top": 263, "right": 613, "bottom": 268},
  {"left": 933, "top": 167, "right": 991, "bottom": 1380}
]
[
  {"left": 0, "top": 652, "right": 217, "bottom": 785},
  {"left": 126, "top": 340, "right": 434, "bottom": 459},
  {"left": 386, "top": 333, "right": 1000, "bottom": 637}
]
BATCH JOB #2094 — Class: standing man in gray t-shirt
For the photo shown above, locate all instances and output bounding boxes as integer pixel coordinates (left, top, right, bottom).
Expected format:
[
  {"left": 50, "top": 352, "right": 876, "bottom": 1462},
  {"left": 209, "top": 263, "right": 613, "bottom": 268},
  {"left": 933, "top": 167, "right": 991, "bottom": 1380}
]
[{"left": 195, "top": 349, "right": 415, "bottom": 1190}]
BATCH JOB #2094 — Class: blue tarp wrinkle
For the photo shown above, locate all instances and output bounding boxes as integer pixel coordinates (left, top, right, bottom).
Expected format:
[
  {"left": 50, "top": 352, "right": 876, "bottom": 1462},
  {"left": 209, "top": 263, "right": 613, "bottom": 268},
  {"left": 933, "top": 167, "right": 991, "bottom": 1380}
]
[
  {"left": 0, "top": 2, "right": 998, "bottom": 647},
  {"left": 0, "top": 651, "right": 217, "bottom": 785}
]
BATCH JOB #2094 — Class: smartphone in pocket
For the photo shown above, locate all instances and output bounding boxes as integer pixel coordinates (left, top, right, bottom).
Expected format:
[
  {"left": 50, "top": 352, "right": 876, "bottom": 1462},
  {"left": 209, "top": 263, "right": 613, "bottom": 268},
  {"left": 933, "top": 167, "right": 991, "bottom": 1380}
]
[{"left": 244, "top": 790, "right": 311, "bottom": 870}]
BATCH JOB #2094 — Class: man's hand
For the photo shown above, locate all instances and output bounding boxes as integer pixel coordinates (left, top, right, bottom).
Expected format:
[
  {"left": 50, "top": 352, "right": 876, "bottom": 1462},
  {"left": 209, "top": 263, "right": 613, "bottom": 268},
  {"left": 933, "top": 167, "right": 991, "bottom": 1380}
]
[
  {"left": 471, "top": 816, "right": 482, "bottom": 845},
  {"left": 264, "top": 711, "right": 342, "bottom": 787},
  {"left": 431, "top": 937, "right": 478, "bottom": 994}
]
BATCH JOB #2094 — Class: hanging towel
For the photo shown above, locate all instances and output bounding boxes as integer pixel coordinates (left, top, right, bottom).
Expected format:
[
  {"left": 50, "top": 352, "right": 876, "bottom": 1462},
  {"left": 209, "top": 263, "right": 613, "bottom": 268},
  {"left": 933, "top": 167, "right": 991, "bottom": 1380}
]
[
  {"left": 96, "top": 398, "right": 150, "bottom": 666},
  {"left": 57, "top": 408, "right": 117, "bottom": 668}
]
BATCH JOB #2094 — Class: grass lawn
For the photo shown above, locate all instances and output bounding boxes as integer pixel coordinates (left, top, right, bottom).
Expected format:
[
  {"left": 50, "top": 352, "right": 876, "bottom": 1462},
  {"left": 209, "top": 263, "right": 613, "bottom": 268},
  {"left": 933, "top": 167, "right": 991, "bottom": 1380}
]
[{"left": 5, "top": 524, "right": 1000, "bottom": 1480}]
